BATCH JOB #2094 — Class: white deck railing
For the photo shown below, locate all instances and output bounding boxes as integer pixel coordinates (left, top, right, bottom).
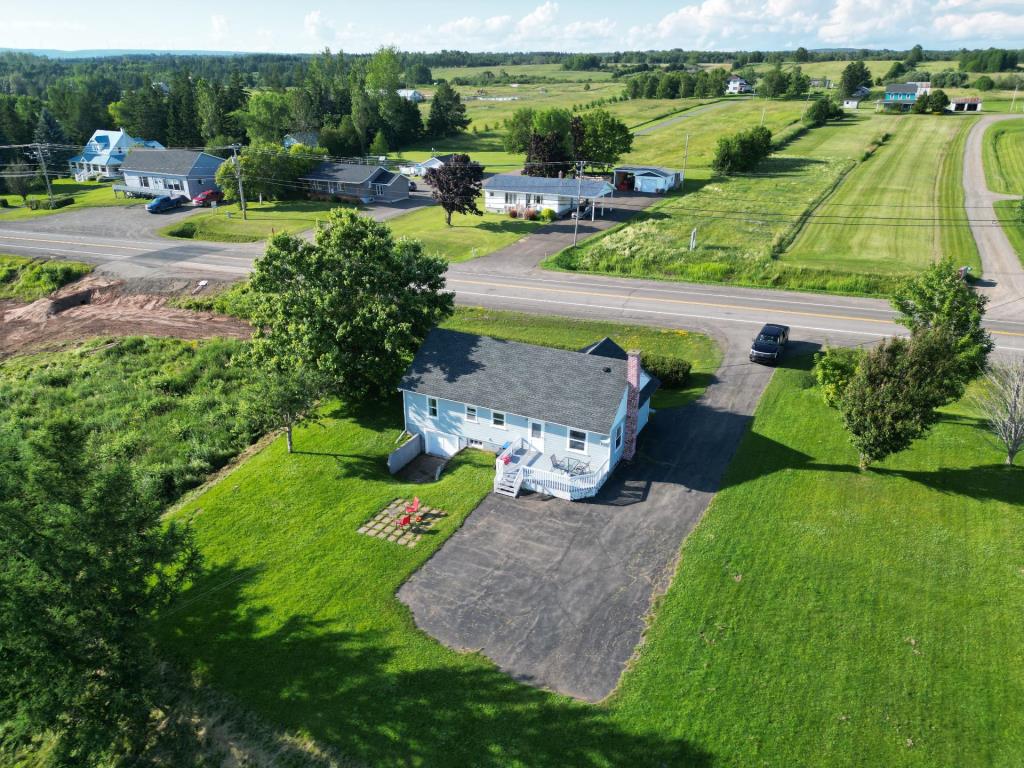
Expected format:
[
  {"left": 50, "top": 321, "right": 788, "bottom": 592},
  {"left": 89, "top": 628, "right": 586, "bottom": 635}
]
[{"left": 493, "top": 438, "right": 610, "bottom": 500}]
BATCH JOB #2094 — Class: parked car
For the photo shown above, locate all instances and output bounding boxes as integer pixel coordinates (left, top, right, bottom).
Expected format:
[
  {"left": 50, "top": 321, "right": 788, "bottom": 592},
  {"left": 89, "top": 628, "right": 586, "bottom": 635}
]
[
  {"left": 146, "top": 195, "right": 183, "bottom": 214},
  {"left": 749, "top": 323, "right": 790, "bottom": 364},
  {"left": 192, "top": 189, "right": 224, "bottom": 207}
]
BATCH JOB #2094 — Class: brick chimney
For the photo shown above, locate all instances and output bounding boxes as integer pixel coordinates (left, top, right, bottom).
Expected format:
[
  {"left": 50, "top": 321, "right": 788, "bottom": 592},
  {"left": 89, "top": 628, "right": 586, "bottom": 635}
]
[{"left": 623, "top": 350, "right": 640, "bottom": 461}]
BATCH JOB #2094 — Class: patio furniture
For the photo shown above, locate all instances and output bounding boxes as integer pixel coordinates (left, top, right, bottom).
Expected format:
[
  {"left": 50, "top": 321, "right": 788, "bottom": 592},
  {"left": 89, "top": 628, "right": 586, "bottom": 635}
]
[
  {"left": 405, "top": 497, "right": 421, "bottom": 515},
  {"left": 398, "top": 515, "right": 412, "bottom": 527},
  {"left": 550, "top": 455, "right": 564, "bottom": 471}
]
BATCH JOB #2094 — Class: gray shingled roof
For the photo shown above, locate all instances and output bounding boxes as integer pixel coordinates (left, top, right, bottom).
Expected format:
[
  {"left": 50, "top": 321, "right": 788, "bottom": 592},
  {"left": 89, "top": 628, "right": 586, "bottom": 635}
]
[
  {"left": 886, "top": 83, "right": 919, "bottom": 94},
  {"left": 483, "top": 174, "right": 614, "bottom": 198},
  {"left": 399, "top": 329, "right": 631, "bottom": 434},
  {"left": 121, "top": 149, "right": 223, "bottom": 176},
  {"left": 300, "top": 161, "right": 388, "bottom": 184},
  {"left": 580, "top": 337, "right": 660, "bottom": 406}
]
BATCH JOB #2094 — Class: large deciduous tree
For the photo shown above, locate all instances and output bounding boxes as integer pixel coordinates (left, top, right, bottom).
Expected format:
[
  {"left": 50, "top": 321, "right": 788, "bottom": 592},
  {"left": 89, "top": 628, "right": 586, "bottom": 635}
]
[
  {"left": 0, "top": 419, "right": 199, "bottom": 765},
  {"left": 839, "top": 329, "right": 961, "bottom": 469},
  {"left": 891, "top": 259, "right": 993, "bottom": 393},
  {"left": 423, "top": 153, "right": 484, "bottom": 226},
  {"left": 248, "top": 209, "right": 454, "bottom": 400},
  {"left": 839, "top": 60, "right": 872, "bottom": 99},
  {"left": 577, "top": 109, "right": 633, "bottom": 168},
  {"left": 427, "top": 81, "right": 470, "bottom": 138}
]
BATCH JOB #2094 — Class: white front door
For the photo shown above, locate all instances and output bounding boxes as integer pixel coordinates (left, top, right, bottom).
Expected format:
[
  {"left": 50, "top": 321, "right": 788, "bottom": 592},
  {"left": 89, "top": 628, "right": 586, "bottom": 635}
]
[{"left": 528, "top": 421, "right": 544, "bottom": 452}]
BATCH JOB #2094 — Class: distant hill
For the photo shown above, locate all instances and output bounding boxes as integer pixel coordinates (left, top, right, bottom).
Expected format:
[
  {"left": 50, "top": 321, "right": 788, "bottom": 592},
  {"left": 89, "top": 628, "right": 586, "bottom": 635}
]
[{"left": 0, "top": 48, "right": 248, "bottom": 59}]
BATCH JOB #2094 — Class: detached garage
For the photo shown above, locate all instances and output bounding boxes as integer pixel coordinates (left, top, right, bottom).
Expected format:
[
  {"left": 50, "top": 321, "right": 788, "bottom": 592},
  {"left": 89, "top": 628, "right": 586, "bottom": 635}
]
[{"left": 612, "top": 165, "right": 682, "bottom": 193}]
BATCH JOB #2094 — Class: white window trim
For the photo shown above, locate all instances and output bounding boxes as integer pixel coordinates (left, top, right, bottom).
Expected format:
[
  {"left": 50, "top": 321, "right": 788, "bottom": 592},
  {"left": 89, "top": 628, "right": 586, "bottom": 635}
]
[
  {"left": 465, "top": 405, "right": 477, "bottom": 423},
  {"left": 428, "top": 397, "right": 438, "bottom": 418},
  {"left": 614, "top": 424, "right": 623, "bottom": 450},
  {"left": 567, "top": 429, "right": 587, "bottom": 454},
  {"left": 492, "top": 411, "right": 506, "bottom": 429},
  {"left": 530, "top": 422, "right": 543, "bottom": 439}
]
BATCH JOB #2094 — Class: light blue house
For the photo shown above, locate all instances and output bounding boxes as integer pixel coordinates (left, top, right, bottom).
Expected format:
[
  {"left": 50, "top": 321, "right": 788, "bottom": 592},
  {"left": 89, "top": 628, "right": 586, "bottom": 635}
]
[
  {"left": 68, "top": 129, "right": 164, "bottom": 181},
  {"left": 398, "top": 329, "right": 659, "bottom": 500}
]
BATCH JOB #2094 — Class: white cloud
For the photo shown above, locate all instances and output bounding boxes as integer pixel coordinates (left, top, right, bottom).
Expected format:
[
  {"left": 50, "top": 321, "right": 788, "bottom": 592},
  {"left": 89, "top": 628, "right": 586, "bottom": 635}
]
[
  {"left": 932, "top": 9, "right": 1024, "bottom": 39},
  {"left": 304, "top": 10, "right": 331, "bottom": 40},
  {"left": 210, "top": 14, "right": 228, "bottom": 42},
  {"left": 439, "top": 15, "right": 512, "bottom": 37}
]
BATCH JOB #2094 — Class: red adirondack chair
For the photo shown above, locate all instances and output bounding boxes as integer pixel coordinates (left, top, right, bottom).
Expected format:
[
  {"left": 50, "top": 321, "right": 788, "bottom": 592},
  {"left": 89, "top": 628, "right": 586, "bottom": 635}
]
[
  {"left": 398, "top": 514, "right": 412, "bottom": 528},
  {"left": 405, "top": 497, "right": 421, "bottom": 515}
]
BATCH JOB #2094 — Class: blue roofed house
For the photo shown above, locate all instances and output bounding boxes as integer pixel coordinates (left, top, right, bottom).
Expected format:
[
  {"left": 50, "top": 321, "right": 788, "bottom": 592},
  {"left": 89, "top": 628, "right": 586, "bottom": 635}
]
[
  {"left": 398, "top": 329, "right": 659, "bottom": 500},
  {"left": 68, "top": 129, "right": 164, "bottom": 181},
  {"left": 482, "top": 173, "right": 614, "bottom": 219}
]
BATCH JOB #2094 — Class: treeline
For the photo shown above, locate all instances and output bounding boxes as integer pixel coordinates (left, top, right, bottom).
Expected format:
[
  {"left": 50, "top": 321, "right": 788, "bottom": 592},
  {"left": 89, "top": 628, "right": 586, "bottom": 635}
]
[
  {"left": 502, "top": 107, "right": 632, "bottom": 176},
  {"left": 624, "top": 69, "right": 729, "bottom": 99},
  {"left": 1, "top": 47, "right": 470, "bottom": 159},
  {"left": 959, "top": 48, "right": 1020, "bottom": 73}
]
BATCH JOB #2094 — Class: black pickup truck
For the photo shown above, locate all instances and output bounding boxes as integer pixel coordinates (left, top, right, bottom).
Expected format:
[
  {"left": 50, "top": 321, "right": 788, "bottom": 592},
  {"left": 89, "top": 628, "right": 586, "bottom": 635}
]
[{"left": 749, "top": 323, "right": 790, "bottom": 364}]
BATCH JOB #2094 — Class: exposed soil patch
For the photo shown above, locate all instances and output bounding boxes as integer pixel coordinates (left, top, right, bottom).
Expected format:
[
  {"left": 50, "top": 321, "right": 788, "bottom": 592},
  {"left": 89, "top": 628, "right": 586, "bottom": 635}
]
[{"left": 1, "top": 276, "right": 251, "bottom": 358}]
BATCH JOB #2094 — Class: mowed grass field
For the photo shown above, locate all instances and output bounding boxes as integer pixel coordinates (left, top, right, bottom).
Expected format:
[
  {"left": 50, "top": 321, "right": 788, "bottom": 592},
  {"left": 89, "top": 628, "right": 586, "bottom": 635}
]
[
  {"left": 159, "top": 200, "right": 348, "bottom": 242},
  {"left": 430, "top": 63, "right": 617, "bottom": 82},
  {"left": 994, "top": 200, "right": 1024, "bottom": 266},
  {"left": 152, "top": 344, "right": 1024, "bottom": 767},
  {"left": 386, "top": 206, "right": 542, "bottom": 263},
  {"left": 983, "top": 118, "right": 1024, "bottom": 194},
  {"left": 783, "top": 115, "right": 981, "bottom": 274}
]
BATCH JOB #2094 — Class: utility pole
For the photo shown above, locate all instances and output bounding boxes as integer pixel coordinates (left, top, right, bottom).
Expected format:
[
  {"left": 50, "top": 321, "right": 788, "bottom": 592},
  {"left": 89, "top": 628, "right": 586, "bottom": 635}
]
[
  {"left": 34, "top": 143, "right": 54, "bottom": 208},
  {"left": 231, "top": 144, "right": 247, "bottom": 220},
  {"left": 1012, "top": 85, "right": 1019, "bottom": 114},
  {"left": 572, "top": 159, "right": 584, "bottom": 247}
]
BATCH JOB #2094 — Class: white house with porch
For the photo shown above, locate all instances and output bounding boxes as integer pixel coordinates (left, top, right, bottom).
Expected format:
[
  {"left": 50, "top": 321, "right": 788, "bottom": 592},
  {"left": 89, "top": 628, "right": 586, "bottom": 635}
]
[
  {"left": 726, "top": 75, "right": 752, "bottom": 94},
  {"left": 482, "top": 174, "right": 614, "bottom": 219},
  {"left": 67, "top": 129, "right": 164, "bottom": 181},
  {"left": 398, "top": 330, "right": 659, "bottom": 500}
]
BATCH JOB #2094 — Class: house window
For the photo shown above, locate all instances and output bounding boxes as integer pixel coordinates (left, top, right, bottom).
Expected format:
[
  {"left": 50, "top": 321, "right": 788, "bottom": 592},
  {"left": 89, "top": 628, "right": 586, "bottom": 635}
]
[
  {"left": 614, "top": 424, "right": 623, "bottom": 450},
  {"left": 533, "top": 194, "right": 543, "bottom": 205},
  {"left": 428, "top": 398, "right": 438, "bottom": 418},
  {"left": 492, "top": 412, "right": 506, "bottom": 429},
  {"left": 465, "top": 405, "right": 477, "bottom": 423},
  {"left": 505, "top": 192, "right": 515, "bottom": 205},
  {"left": 568, "top": 429, "right": 586, "bottom": 453},
  {"left": 531, "top": 422, "right": 542, "bottom": 440}
]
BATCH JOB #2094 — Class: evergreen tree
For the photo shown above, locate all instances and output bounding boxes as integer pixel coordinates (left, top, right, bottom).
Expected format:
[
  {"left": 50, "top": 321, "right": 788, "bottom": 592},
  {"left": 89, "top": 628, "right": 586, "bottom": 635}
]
[
  {"left": 839, "top": 60, "right": 873, "bottom": 98},
  {"left": 166, "top": 71, "right": 201, "bottom": 147},
  {"left": 32, "top": 107, "right": 72, "bottom": 168},
  {"left": 427, "top": 81, "right": 469, "bottom": 138},
  {"left": 118, "top": 82, "right": 168, "bottom": 144}
]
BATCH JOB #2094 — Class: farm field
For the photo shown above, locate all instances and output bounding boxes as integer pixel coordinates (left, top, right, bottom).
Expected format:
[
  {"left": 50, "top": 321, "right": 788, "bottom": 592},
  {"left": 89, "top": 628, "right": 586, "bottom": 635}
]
[
  {"left": 152, "top": 347, "right": 1023, "bottom": 767},
  {"left": 386, "top": 206, "right": 542, "bottom": 263},
  {"left": 782, "top": 115, "right": 980, "bottom": 275},
  {"left": 551, "top": 112, "right": 912, "bottom": 295},
  {"left": 159, "top": 200, "right": 348, "bottom": 242},
  {"left": 983, "top": 119, "right": 1024, "bottom": 194},
  {"left": 621, "top": 98, "right": 806, "bottom": 172},
  {"left": 430, "top": 63, "right": 616, "bottom": 82},
  {"left": 0, "top": 179, "right": 139, "bottom": 220}
]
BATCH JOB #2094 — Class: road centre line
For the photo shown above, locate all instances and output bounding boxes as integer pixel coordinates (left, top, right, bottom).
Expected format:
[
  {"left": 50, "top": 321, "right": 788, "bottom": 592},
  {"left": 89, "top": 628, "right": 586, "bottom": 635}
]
[
  {"left": 459, "top": 271, "right": 897, "bottom": 316},
  {"left": 450, "top": 277, "right": 899, "bottom": 326},
  {"left": 0, "top": 233, "right": 153, "bottom": 252}
]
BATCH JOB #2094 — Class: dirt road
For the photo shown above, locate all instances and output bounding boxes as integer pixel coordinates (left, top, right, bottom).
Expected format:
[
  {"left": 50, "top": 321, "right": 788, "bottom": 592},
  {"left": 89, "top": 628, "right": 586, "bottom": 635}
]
[{"left": 963, "top": 113, "right": 1024, "bottom": 319}]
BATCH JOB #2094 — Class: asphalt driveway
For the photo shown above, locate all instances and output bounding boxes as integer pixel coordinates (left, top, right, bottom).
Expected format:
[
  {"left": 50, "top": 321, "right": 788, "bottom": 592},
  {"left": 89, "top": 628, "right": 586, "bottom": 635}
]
[{"left": 399, "top": 327, "right": 776, "bottom": 701}]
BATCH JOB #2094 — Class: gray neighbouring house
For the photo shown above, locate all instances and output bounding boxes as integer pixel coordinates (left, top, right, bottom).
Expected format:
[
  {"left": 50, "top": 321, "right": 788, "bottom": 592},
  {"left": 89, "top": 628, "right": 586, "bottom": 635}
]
[
  {"left": 300, "top": 161, "right": 410, "bottom": 203},
  {"left": 283, "top": 131, "right": 320, "bottom": 149},
  {"left": 398, "top": 329, "right": 659, "bottom": 500},
  {"left": 482, "top": 173, "right": 614, "bottom": 219},
  {"left": 114, "top": 149, "right": 225, "bottom": 200}
]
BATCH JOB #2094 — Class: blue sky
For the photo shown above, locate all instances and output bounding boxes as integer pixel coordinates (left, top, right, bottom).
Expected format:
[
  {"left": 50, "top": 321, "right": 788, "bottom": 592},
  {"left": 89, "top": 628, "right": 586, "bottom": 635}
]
[{"left": 2, "top": 0, "right": 1022, "bottom": 53}]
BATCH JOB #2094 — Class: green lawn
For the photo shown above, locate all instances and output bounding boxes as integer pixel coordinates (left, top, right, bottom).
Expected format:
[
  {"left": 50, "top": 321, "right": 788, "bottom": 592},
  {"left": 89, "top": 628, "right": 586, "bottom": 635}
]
[
  {"left": 995, "top": 199, "right": 1024, "bottom": 266},
  {"left": 983, "top": 119, "right": 1024, "bottom": 195},
  {"left": 150, "top": 310, "right": 719, "bottom": 766},
  {"left": 783, "top": 115, "right": 981, "bottom": 275},
  {"left": 386, "top": 207, "right": 541, "bottom": 263},
  {"left": 159, "top": 200, "right": 350, "bottom": 243},
  {"left": 153, "top": 342, "right": 1022, "bottom": 766},
  {"left": 0, "top": 254, "right": 92, "bottom": 301},
  {"left": 0, "top": 179, "right": 139, "bottom": 220},
  {"left": 430, "top": 63, "right": 617, "bottom": 82}
]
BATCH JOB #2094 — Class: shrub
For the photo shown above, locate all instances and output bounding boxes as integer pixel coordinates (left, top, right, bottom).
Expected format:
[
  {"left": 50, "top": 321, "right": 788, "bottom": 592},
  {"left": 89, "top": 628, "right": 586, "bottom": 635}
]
[
  {"left": 507, "top": 208, "right": 518, "bottom": 218},
  {"left": 641, "top": 353, "right": 692, "bottom": 388},
  {"left": 813, "top": 346, "right": 863, "bottom": 408},
  {"left": 974, "top": 75, "right": 995, "bottom": 91},
  {"left": 539, "top": 208, "right": 557, "bottom": 223},
  {"left": 0, "top": 199, "right": 8, "bottom": 208},
  {"left": 523, "top": 208, "right": 538, "bottom": 221},
  {"left": 165, "top": 221, "right": 198, "bottom": 239}
]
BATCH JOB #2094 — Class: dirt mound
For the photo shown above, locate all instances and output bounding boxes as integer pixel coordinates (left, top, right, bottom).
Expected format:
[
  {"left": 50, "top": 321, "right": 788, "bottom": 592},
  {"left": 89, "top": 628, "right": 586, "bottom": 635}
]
[{"left": 1, "top": 277, "right": 252, "bottom": 358}]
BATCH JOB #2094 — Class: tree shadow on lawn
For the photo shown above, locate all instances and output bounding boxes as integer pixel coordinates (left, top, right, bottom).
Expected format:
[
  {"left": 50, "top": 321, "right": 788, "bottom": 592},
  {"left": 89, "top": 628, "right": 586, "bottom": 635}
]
[
  {"left": 871, "top": 461, "right": 1024, "bottom": 505},
  {"left": 158, "top": 563, "right": 715, "bottom": 768}
]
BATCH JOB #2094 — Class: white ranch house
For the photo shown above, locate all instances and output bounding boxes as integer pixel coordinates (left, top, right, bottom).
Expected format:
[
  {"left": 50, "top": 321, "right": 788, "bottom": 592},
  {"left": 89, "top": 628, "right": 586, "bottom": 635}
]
[
  {"left": 68, "top": 129, "right": 164, "bottom": 181},
  {"left": 482, "top": 174, "right": 614, "bottom": 219},
  {"left": 114, "top": 149, "right": 224, "bottom": 200},
  {"left": 398, "top": 330, "right": 659, "bottom": 500}
]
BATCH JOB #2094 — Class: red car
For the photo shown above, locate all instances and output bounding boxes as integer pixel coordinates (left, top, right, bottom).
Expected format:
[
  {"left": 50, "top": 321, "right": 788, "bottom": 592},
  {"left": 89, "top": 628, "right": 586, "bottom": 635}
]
[{"left": 192, "top": 189, "right": 224, "bottom": 207}]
